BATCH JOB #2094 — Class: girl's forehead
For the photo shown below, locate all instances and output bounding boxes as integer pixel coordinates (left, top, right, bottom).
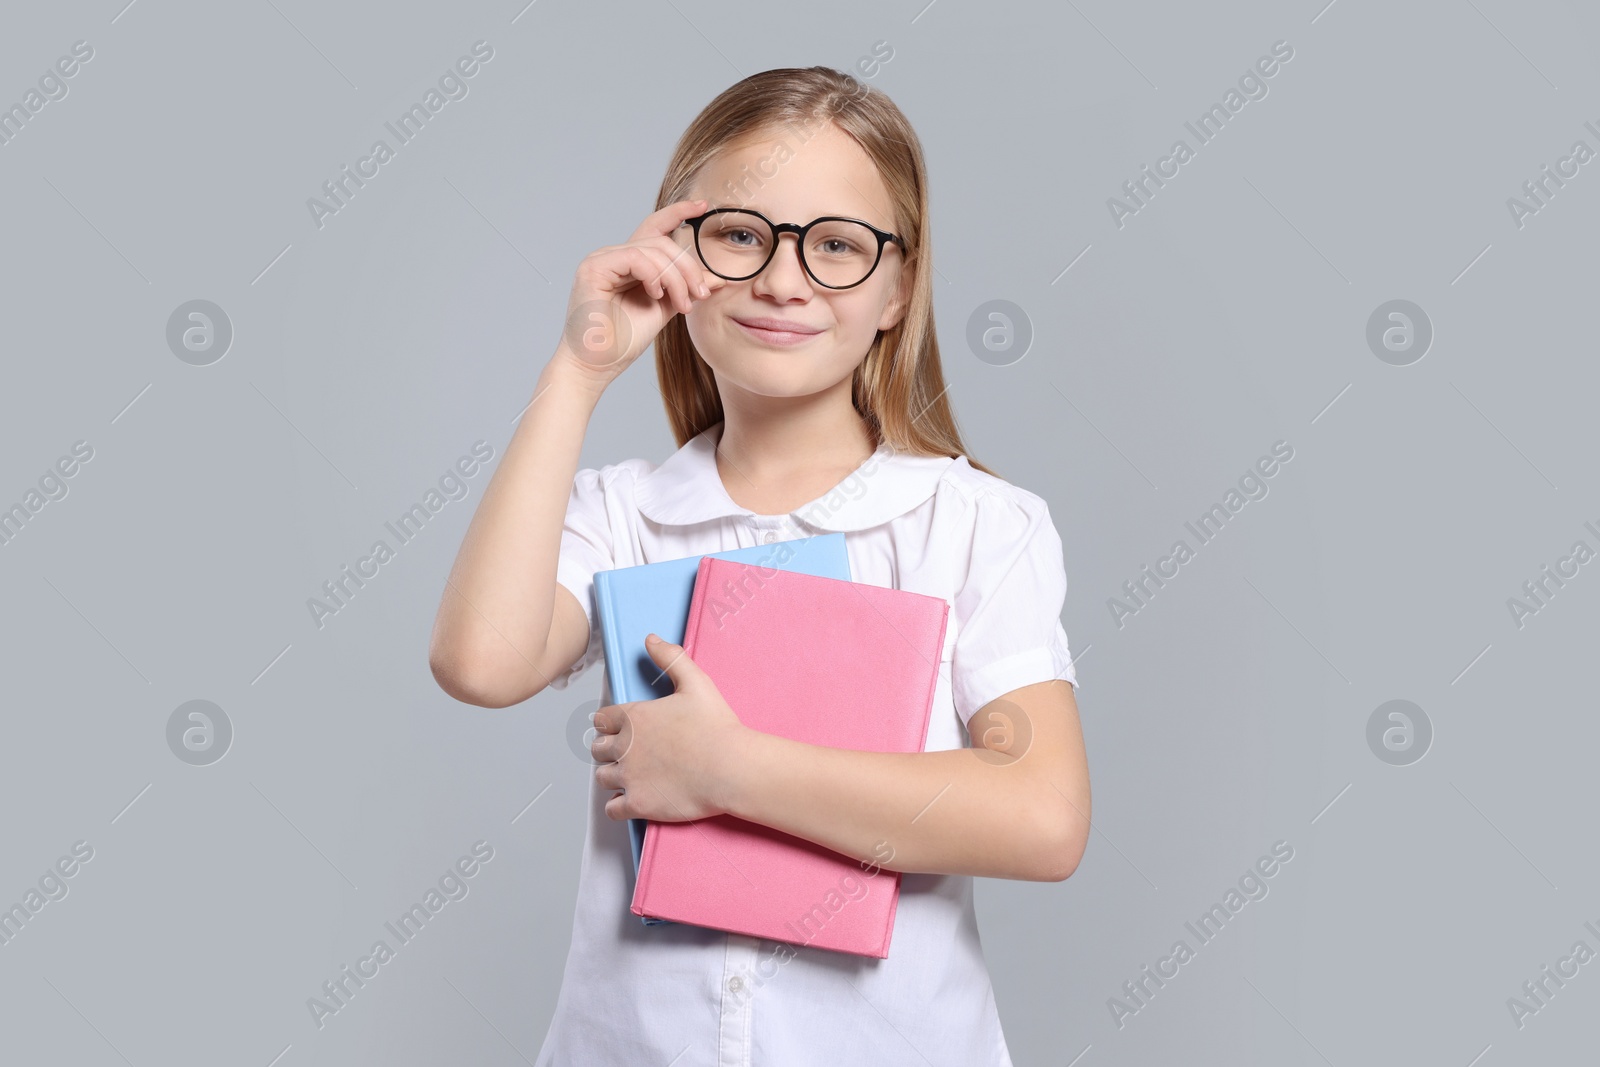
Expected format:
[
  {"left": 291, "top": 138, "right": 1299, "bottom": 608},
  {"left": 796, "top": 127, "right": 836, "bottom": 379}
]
[{"left": 693, "top": 126, "right": 896, "bottom": 224}]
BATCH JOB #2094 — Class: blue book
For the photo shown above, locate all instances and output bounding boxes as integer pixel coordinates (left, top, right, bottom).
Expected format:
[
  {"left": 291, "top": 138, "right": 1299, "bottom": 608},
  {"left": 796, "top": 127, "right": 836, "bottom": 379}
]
[{"left": 593, "top": 532, "right": 852, "bottom": 926}]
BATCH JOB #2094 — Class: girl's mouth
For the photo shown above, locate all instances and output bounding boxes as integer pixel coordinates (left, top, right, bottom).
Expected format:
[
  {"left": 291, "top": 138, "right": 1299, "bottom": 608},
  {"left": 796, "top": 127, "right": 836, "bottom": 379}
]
[{"left": 732, "top": 317, "right": 824, "bottom": 347}]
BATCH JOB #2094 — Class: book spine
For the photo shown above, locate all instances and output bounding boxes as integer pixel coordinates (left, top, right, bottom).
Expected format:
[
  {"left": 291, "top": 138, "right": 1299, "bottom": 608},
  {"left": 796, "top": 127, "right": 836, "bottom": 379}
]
[
  {"left": 877, "top": 871, "right": 904, "bottom": 957},
  {"left": 680, "top": 555, "right": 716, "bottom": 660},
  {"left": 631, "top": 822, "right": 655, "bottom": 913},
  {"left": 593, "top": 573, "right": 630, "bottom": 703},
  {"left": 914, "top": 602, "right": 950, "bottom": 750}
]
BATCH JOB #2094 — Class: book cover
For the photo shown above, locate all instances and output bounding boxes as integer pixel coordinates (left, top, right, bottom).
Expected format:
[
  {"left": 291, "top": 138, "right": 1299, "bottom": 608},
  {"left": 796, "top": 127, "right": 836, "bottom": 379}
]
[
  {"left": 591, "top": 533, "right": 851, "bottom": 926},
  {"left": 629, "top": 556, "right": 949, "bottom": 957}
]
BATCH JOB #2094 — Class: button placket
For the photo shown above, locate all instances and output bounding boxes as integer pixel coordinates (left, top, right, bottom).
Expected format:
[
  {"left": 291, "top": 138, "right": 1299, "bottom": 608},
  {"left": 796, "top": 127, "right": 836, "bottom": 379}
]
[{"left": 718, "top": 934, "right": 761, "bottom": 1067}]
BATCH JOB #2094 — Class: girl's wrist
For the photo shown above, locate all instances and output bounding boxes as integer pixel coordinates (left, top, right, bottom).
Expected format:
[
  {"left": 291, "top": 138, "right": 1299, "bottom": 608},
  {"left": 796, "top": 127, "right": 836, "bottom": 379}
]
[
  {"left": 708, "top": 722, "right": 772, "bottom": 820},
  {"left": 537, "top": 349, "right": 612, "bottom": 408}
]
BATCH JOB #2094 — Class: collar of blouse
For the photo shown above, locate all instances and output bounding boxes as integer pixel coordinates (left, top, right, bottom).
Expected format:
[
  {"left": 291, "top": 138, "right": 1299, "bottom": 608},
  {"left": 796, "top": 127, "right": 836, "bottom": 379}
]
[{"left": 634, "top": 421, "right": 958, "bottom": 532}]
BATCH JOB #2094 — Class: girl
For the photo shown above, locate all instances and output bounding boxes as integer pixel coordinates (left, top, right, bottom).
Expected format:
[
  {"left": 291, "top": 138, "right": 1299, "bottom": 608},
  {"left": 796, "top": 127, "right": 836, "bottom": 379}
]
[{"left": 431, "top": 66, "right": 1091, "bottom": 1067}]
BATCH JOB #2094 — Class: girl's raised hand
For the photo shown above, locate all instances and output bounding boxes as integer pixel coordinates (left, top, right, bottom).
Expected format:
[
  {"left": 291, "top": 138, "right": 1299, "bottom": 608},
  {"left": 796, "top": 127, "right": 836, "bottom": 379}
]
[{"left": 555, "top": 197, "right": 726, "bottom": 386}]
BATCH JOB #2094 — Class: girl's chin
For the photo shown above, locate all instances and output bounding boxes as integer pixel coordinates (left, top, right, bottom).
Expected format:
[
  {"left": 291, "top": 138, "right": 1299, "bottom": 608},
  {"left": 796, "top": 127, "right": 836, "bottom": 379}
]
[{"left": 711, "top": 364, "right": 850, "bottom": 399}]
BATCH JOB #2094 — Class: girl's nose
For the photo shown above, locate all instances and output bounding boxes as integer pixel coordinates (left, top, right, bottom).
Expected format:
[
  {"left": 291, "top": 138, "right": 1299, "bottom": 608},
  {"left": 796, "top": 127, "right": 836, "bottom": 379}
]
[{"left": 751, "top": 234, "right": 814, "bottom": 301}]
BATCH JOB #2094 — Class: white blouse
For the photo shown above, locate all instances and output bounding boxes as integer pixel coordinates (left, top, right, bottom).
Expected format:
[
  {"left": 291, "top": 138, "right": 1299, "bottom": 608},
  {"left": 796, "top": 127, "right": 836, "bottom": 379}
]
[{"left": 536, "top": 419, "right": 1079, "bottom": 1067}]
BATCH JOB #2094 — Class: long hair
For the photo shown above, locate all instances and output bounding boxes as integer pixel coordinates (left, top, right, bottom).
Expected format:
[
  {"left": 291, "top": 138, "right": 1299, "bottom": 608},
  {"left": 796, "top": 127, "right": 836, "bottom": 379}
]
[{"left": 651, "top": 66, "right": 996, "bottom": 477}]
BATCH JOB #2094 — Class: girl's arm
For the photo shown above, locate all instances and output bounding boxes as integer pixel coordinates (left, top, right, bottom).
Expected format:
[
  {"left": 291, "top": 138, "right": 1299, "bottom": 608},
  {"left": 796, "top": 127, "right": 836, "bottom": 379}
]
[
  {"left": 594, "top": 638, "right": 1090, "bottom": 883},
  {"left": 429, "top": 198, "right": 723, "bottom": 708},
  {"left": 718, "top": 678, "right": 1091, "bottom": 883},
  {"left": 428, "top": 356, "right": 606, "bottom": 708}
]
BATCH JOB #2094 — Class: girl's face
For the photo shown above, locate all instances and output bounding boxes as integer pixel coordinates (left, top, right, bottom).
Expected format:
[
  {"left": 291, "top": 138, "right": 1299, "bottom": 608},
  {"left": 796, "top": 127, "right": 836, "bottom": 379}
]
[{"left": 677, "top": 121, "right": 910, "bottom": 402}]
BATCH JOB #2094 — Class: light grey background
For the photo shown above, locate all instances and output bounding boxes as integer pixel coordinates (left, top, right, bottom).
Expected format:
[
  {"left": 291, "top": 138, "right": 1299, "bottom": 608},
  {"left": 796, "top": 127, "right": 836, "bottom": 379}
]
[{"left": 2, "top": 0, "right": 1596, "bottom": 1064}]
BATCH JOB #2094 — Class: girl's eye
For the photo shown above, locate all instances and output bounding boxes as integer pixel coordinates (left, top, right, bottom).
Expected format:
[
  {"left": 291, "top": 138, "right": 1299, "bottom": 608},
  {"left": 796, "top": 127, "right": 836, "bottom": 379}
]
[
  {"left": 724, "top": 229, "right": 760, "bottom": 247},
  {"left": 817, "top": 238, "right": 863, "bottom": 257}
]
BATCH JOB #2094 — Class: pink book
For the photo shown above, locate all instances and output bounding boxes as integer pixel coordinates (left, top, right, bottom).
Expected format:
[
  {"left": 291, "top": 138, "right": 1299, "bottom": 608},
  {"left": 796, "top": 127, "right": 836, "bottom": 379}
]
[{"left": 629, "top": 556, "right": 950, "bottom": 958}]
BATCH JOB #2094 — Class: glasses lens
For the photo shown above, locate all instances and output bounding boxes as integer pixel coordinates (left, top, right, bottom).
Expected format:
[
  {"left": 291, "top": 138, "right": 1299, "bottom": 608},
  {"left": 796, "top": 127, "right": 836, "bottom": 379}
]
[
  {"left": 803, "top": 219, "right": 881, "bottom": 287},
  {"left": 697, "top": 211, "right": 774, "bottom": 279},
  {"left": 696, "top": 213, "right": 884, "bottom": 287}
]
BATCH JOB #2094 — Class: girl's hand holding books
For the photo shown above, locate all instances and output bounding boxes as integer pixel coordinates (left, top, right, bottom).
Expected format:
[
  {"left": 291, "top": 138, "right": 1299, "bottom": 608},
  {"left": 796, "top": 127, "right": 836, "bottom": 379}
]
[{"left": 590, "top": 632, "right": 749, "bottom": 822}]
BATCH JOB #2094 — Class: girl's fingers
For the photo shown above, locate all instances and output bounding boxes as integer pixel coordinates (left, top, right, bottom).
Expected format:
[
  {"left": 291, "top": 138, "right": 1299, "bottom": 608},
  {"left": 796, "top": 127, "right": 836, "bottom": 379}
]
[
  {"left": 631, "top": 244, "right": 695, "bottom": 316},
  {"left": 628, "top": 197, "right": 711, "bottom": 244},
  {"left": 601, "top": 245, "right": 671, "bottom": 305},
  {"left": 588, "top": 245, "right": 687, "bottom": 314},
  {"left": 575, "top": 203, "right": 725, "bottom": 320},
  {"left": 645, "top": 234, "right": 718, "bottom": 300},
  {"left": 644, "top": 238, "right": 711, "bottom": 309}
]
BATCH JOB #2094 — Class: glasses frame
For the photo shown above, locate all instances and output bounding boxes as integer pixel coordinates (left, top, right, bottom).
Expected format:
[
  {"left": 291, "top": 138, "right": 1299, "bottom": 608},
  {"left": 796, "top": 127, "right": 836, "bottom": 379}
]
[{"left": 680, "top": 207, "right": 907, "bottom": 290}]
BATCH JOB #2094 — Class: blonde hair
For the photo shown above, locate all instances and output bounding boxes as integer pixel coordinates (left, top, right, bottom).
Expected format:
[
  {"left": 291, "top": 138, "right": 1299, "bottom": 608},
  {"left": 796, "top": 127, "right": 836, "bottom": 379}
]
[{"left": 651, "top": 66, "right": 995, "bottom": 478}]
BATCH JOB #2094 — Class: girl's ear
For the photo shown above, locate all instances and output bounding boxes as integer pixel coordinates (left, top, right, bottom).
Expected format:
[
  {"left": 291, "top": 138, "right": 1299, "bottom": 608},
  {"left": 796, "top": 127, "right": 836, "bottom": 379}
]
[{"left": 876, "top": 261, "right": 913, "bottom": 333}]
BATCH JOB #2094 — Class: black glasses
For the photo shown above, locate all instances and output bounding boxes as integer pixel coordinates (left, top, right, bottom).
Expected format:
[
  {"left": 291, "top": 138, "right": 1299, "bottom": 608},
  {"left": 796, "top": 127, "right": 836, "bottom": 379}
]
[{"left": 680, "top": 208, "right": 906, "bottom": 290}]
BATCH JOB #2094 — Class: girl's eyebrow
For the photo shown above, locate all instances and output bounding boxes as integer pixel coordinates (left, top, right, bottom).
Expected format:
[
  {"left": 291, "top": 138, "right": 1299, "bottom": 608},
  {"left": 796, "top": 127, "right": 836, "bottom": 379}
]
[{"left": 710, "top": 205, "right": 881, "bottom": 224}]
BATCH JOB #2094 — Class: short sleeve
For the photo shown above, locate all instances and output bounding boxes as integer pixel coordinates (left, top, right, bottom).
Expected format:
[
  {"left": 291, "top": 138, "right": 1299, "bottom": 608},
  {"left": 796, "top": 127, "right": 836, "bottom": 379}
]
[
  {"left": 949, "top": 490, "right": 1078, "bottom": 727},
  {"left": 547, "top": 466, "right": 614, "bottom": 691}
]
